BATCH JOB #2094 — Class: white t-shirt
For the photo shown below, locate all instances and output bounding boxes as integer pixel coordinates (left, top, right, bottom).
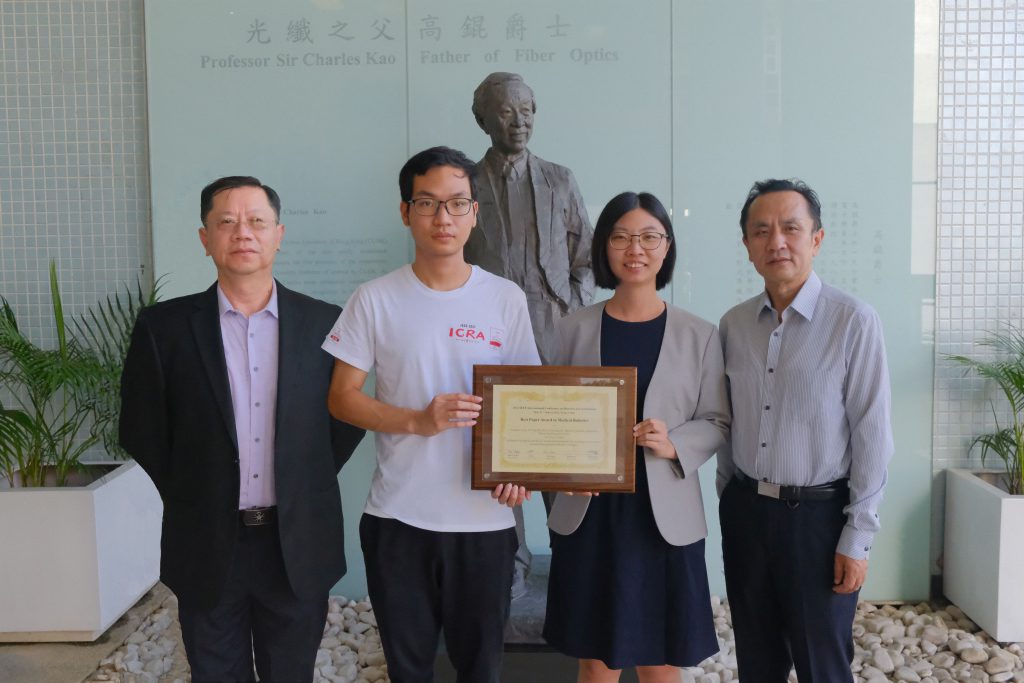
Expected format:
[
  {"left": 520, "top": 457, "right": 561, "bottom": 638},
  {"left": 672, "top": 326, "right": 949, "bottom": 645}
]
[{"left": 322, "top": 264, "right": 541, "bottom": 532}]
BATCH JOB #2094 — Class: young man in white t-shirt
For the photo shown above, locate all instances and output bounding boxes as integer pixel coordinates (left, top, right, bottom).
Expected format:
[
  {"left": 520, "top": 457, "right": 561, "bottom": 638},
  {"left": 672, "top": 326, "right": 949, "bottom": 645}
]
[{"left": 322, "top": 146, "right": 540, "bottom": 682}]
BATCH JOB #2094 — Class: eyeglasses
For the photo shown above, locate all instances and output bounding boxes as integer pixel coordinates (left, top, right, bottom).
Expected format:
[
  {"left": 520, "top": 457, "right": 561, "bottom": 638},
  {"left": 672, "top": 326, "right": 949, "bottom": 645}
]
[
  {"left": 406, "top": 198, "right": 474, "bottom": 217},
  {"left": 608, "top": 232, "right": 670, "bottom": 250}
]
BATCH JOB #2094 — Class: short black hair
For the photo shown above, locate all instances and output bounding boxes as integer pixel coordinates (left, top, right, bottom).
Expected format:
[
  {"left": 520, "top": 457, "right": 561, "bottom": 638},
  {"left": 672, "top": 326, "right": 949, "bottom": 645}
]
[
  {"left": 398, "top": 146, "right": 478, "bottom": 202},
  {"left": 200, "top": 176, "right": 281, "bottom": 226},
  {"left": 739, "top": 178, "right": 822, "bottom": 237},
  {"left": 592, "top": 192, "right": 676, "bottom": 291}
]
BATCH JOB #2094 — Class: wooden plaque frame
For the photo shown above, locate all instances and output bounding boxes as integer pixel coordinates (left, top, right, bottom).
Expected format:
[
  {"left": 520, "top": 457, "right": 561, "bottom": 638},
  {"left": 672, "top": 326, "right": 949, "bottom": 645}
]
[{"left": 471, "top": 365, "right": 636, "bottom": 493}]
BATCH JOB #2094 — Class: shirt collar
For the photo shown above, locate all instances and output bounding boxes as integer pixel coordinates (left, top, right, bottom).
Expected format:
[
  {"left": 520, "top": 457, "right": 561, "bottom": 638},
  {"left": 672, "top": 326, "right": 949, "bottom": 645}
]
[
  {"left": 756, "top": 270, "right": 822, "bottom": 322},
  {"left": 216, "top": 280, "right": 279, "bottom": 319},
  {"left": 483, "top": 147, "right": 530, "bottom": 178}
]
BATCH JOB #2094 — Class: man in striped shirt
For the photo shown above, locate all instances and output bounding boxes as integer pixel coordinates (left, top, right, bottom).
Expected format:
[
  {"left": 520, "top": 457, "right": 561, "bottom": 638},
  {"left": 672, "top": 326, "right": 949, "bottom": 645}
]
[{"left": 717, "top": 179, "right": 894, "bottom": 683}]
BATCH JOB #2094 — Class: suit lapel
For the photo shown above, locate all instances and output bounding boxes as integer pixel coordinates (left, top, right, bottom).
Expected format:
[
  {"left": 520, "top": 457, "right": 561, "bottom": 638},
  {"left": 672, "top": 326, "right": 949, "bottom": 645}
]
[
  {"left": 273, "top": 282, "right": 304, "bottom": 455},
  {"left": 477, "top": 165, "right": 508, "bottom": 262},
  {"left": 191, "top": 284, "right": 238, "bottom": 451},
  {"left": 529, "top": 155, "right": 554, "bottom": 259}
]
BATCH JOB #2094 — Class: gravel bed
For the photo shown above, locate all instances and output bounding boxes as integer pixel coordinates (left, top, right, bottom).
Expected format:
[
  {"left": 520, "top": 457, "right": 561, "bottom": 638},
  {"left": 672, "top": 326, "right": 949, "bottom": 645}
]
[{"left": 85, "top": 594, "right": 1024, "bottom": 683}]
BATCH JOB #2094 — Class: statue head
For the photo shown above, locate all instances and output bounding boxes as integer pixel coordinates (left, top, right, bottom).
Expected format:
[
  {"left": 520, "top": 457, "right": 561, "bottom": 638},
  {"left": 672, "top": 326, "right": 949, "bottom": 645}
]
[{"left": 472, "top": 72, "right": 536, "bottom": 157}]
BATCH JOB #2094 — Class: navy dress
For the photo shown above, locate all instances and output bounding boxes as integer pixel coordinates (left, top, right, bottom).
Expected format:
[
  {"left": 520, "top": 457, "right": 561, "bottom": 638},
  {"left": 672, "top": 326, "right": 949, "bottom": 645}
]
[{"left": 543, "top": 307, "right": 719, "bottom": 669}]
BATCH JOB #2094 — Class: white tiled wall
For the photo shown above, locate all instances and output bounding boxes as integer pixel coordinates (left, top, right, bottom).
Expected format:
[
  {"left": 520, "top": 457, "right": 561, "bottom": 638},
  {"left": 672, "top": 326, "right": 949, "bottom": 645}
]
[
  {"left": 0, "top": 0, "right": 150, "bottom": 344},
  {"left": 930, "top": 0, "right": 1024, "bottom": 580},
  {"left": 934, "top": 1, "right": 1024, "bottom": 473}
]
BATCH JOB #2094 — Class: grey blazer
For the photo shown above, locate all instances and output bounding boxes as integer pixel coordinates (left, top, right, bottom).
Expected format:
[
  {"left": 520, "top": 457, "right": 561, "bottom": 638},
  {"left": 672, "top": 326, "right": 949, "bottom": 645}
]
[{"left": 547, "top": 302, "right": 731, "bottom": 546}]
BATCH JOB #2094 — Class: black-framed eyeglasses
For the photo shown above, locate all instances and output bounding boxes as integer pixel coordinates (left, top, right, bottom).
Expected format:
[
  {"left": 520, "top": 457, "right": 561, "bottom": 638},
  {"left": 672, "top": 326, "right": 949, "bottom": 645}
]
[
  {"left": 406, "top": 197, "right": 474, "bottom": 216},
  {"left": 608, "top": 232, "right": 670, "bottom": 250}
]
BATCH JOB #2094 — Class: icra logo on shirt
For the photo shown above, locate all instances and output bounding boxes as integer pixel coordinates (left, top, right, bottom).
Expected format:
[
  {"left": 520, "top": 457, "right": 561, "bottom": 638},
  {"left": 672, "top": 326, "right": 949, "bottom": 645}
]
[{"left": 448, "top": 323, "right": 502, "bottom": 348}]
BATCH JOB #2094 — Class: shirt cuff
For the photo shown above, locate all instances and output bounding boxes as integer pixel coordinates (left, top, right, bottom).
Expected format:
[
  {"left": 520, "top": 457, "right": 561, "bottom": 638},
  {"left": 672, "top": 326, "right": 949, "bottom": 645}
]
[{"left": 837, "top": 525, "right": 875, "bottom": 560}]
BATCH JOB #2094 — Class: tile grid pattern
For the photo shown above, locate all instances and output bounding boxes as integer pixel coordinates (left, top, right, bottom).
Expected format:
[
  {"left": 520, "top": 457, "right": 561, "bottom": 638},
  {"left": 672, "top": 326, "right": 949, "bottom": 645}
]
[
  {"left": 0, "top": 0, "right": 151, "bottom": 346},
  {"left": 933, "top": 0, "right": 1024, "bottom": 473}
]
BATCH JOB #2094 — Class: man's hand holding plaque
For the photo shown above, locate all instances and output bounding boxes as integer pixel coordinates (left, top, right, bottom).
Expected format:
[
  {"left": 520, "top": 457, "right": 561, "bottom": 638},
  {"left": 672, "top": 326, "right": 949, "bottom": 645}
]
[
  {"left": 413, "top": 392, "right": 483, "bottom": 434},
  {"left": 408, "top": 391, "right": 531, "bottom": 505}
]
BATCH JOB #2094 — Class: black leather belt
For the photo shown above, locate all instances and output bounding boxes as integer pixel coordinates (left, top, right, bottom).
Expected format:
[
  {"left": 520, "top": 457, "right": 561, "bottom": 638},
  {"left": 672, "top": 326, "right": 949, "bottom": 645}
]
[
  {"left": 239, "top": 506, "right": 276, "bottom": 526},
  {"left": 734, "top": 471, "right": 848, "bottom": 502}
]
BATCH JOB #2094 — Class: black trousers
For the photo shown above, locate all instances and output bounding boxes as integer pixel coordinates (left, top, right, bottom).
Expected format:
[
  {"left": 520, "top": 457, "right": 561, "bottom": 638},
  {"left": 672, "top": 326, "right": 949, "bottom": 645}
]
[
  {"left": 360, "top": 513, "right": 518, "bottom": 683},
  {"left": 177, "top": 521, "right": 328, "bottom": 683},
  {"left": 719, "top": 478, "right": 859, "bottom": 683}
]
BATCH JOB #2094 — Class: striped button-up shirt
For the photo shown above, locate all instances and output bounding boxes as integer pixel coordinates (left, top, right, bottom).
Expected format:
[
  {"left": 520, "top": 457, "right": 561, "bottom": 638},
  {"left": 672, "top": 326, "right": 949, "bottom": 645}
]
[
  {"left": 717, "top": 271, "right": 893, "bottom": 559},
  {"left": 217, "top": 283, "right": 279, "bottom": 510}
]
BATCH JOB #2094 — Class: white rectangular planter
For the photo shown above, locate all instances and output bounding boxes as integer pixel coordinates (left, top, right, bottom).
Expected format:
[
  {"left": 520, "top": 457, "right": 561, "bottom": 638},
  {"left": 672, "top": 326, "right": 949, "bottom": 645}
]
[
  {"left": 0, "top": 461, "right": 162, "bottom": 642},
  {"left": 944, "top": 468, "right": 1024, "bottom": 643}
]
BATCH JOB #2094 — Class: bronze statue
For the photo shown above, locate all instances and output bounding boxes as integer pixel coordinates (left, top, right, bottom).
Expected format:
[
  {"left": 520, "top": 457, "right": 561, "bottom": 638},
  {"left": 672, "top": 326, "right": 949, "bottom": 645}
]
[
  {"left": 467, "top": 72, "right": 595, "bottom": 596},
  {"left": 466, "top": 72, "right": 595, "bottom": 364}
]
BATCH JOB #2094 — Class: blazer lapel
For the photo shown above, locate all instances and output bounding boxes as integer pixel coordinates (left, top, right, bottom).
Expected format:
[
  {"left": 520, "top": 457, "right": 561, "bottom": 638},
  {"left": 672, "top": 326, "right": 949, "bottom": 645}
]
[
  {"left": 191, "top": 284, "right": 238, "bottom": 451},
  {"left": 643, "top": 305, "right": 675, "bottom": 421},
  {"left": 567, "top": 304, "right": 603, "bottom": 366}
]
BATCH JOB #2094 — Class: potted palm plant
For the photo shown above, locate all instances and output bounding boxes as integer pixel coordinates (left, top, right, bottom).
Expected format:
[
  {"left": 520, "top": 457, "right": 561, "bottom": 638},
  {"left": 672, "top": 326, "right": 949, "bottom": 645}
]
[
  {"left": 0, "top": 262, "right": 163, "bottom": 642},
  {"left": 1, "top": 264, "right": 105, "bottom": 487},
  {"left": 944, "top": 324, "right": 1024, "bottom": 643}
]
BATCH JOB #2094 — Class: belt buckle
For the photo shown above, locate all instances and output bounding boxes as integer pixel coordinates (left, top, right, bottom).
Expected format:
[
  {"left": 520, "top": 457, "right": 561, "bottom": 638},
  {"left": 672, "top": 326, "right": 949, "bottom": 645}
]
[
  {"left": 242, "top": 507, "right": 271, "bottom": 526},
  {"left": 757, "top": 480, "right": 781, "bottom": 499}
]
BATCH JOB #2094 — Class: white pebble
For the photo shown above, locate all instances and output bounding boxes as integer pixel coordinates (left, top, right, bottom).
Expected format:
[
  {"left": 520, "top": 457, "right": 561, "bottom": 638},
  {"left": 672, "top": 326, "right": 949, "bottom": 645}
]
[
  {"left": 873, "top": 648, "right": 896, "bottom": 672},
  {"left": 986, "top": 655, "right": 1014, "bottom": 675},
  {"left": 961, "top": 648, "right": 990, "bottom": 664},
  {"left": 83, "top": 592, "right": 1024, "bottom": 683}
]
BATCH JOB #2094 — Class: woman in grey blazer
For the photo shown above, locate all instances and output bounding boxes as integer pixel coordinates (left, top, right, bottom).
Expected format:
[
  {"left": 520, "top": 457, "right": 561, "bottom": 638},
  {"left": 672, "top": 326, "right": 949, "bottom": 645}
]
[{"left": 542, "top": 192, "right": 731, "bottom": 683}]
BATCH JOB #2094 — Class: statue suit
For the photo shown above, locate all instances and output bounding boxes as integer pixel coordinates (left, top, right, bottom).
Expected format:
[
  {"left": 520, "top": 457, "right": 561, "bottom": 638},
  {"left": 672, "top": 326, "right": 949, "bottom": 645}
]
[{"left": 466, "top": 152, "right": 593, "bottom": 362}]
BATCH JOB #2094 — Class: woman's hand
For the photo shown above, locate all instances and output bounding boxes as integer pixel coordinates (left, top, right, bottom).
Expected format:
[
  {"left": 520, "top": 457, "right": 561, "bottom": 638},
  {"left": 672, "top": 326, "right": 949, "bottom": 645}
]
[{"left": 634, "top": 418, "right": 677, "bottom": 460}]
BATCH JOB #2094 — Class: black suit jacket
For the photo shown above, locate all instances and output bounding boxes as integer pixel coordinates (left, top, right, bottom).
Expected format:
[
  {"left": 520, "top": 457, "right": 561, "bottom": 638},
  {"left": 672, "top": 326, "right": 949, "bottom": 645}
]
[{"left": 119, "top": 281, "right": 364, "bottom": 609}]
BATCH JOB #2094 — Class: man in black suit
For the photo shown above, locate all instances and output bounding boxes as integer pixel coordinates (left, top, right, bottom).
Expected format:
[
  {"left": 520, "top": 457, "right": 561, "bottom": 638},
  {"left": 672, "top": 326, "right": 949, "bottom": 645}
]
[{"left": 120, "top": 176, "right": 364, "bottom": 682}]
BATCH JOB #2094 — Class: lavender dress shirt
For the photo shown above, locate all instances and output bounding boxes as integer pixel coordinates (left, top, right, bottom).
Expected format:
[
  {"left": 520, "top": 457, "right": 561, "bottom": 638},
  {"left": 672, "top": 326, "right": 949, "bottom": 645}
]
[{"left": 217, "top": 283, "right": 279, "bottom": 510}]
